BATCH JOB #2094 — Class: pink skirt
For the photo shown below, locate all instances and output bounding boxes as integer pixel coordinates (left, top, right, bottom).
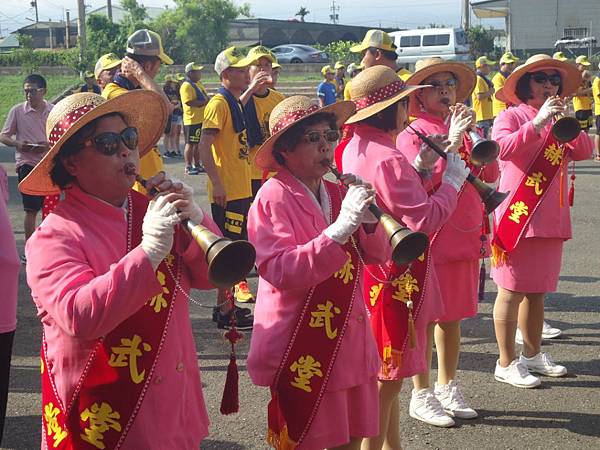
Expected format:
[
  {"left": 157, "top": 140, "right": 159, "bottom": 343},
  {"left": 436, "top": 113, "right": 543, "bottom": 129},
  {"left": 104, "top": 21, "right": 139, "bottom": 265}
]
[
  {"left": 491, "top": 237, "right": 564, "bottom": 293},
  {"left": 435, "top": 259, "right": 479, "bottom": 322},
  {"left": 299, "top": 378, "right": 379, "bottom": 449}
]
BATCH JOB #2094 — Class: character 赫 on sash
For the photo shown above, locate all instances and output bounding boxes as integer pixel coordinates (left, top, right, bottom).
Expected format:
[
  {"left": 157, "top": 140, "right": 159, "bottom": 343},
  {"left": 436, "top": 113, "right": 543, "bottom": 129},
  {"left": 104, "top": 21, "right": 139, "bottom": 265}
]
[
  {"left": 247, "top": 96, "right": 390, "bottom": 449},
  {"left": 396, "top": 57, "right": 499, "bottom": 425},
  {"left": 341, "top": 65, "right": 470, "bottom": 448},
  {"left": 490, "top": 54, "right": 593, "bottom": 389},
  {"left": 19, "top": 91, "right": 220, "bottom": 449}
]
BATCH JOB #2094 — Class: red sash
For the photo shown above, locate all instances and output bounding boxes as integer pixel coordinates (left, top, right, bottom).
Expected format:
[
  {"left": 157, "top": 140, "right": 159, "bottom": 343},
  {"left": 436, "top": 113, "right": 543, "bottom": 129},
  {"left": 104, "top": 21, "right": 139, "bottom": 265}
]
[
  {"left": 268, "top": 182, "right": 361, "bottom": 449},
  {"left": 492, "top": 128, "right": 565, "bottom": 256},
  {"left": 333, "top": 124, "right": 355, "bottom": 172},
  {"left": 40, "top": 190, "right": 182, "bottom": 450}
]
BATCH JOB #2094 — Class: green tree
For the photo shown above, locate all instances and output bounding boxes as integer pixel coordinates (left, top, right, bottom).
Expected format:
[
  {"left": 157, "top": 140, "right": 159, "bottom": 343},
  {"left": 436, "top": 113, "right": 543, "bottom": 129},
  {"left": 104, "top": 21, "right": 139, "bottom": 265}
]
[
  {"left": 296, "top": 7, "right": 310, "bottom": 22},
  {"left": 466, "top": 25, "right": 495, "bottom": 59},
  {"left": 315, "top": 41, "right": 361, "bottom": 65},
  {"left": 120, "top": 0, "right": 149, "bottom": 34}
]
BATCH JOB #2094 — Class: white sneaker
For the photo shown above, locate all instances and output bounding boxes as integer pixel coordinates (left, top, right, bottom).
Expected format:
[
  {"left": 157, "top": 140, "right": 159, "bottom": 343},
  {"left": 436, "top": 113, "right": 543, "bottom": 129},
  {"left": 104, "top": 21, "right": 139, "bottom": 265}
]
[
  {"left": 515, "top": 327, "right": 524, "bottom": 345},
  {"left": 519, "top": 352, "right": 567, "bottom": 377},
  {"left": 434, "top": 380, "right": 478, "bottom": 419},
  {"left": 409, "top": 388, "right": 455, "bottom": 427},
  {"left": 494, "top": 359, "right": 541, "bottom": 388},
  {"left": 542, "top": 321, "right": 562, "bottom": 339}
]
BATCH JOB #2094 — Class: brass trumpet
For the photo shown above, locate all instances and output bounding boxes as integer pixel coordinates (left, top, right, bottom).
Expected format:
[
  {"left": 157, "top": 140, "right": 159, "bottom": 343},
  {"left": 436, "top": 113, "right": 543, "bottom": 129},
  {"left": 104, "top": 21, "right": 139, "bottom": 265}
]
[
  {"left": 137, "top": 176, "right": 256, "bottom": 288},
  {"left": 323, "top": 161, "right": 430, "bottom": 265},
  {"left": 552, "top": 115, "right": 581, "bottom": 143},
  {"left": 468, "top": 129, "right": 500, "bottom": 166},
  {"left": 408, "top": 125, "right": 509, "bottom": 214}
]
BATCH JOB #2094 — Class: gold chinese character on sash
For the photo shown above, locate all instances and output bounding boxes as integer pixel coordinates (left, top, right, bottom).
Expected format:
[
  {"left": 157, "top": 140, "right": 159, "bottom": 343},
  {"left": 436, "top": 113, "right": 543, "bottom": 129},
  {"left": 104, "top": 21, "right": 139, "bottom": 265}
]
[
  {"left": 391, "top": 272, "right": 419, "bottom": 303},
  {"left": 108, "top": 334, "right": 152, "bottom": 384},
  {"left": 544, "top": 144, "right": 562, "bottom": 166},
  {"left": 289, "top": 355, "right": 323, "bottom": 393},
  {"left": 164, "top": 253, "right": 175, "bottom": 268},
  {"left": 524, "top": 171, "right": 547, "bottom": 196},
  {"left": 369, "top": 283, "right": 384, "bottom": 306},
  {"left": 334, "top": 251, "right": 355, "bottom": 284},
  {"left": 148, "top": 271, "right": 169, "bottom": 313},
  {"left": 40, "top": 357, "right": 44, "bottom": 374},
  {"left": 309, "top": 300, "right": 342, "bottom": 339},
  {"left": 417, "top": 252, "right": 426, "bottom": 262},
  {"left": 508, "top": 201, "right": 529, "bottom": 224},
  {"left": 80, "top": 402, "right": 122, "bottom": 449},
  {"left": 44, "top": 402, "right": 67, "bottom": 448}
]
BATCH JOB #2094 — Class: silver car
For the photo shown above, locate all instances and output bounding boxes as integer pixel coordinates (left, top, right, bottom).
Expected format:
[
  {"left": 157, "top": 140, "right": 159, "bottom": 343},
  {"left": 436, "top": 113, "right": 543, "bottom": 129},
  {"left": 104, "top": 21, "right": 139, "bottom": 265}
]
[{"left": 270, "top": 45, "right": 330, "bottom": 63}]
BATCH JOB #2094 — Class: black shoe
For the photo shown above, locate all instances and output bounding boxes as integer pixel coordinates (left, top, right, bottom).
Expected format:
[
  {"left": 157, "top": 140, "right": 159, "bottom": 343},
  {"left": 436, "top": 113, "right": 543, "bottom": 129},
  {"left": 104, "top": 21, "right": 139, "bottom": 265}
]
[
  {"left": 217, "top": 308, "right": 254, "bottom": 330},
  {"left": 194, "top": 165, "right": 206, "bottom": 173},
  {"left": 212, "top": 305, "right": 251, "bottom": 323}
]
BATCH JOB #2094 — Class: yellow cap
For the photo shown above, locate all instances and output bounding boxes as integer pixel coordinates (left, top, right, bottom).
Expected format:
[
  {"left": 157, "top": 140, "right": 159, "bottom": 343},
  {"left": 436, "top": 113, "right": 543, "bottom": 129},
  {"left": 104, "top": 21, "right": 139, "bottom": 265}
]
[
  {"left": 350, "top": 29, "right": 397, "bottom": 53},
  {"left": 176, "top": 73, "right": 185, "bottom": 81},
  {"left": 499, "top": 52, "right": 519, "bottom": 64},
  {"left": 476, "top": 56, "right": 496, "bottom": 68},
  {"left": 246, "top": 45, "right": 277, "bottom": 64},
  {"left": 214, "top": 46, "right": 257, "bottom": 75},
  {"left": 272, "top": 62, "right": 282, "bottom": 70},
  {"left": 321, "top": 65, "right": 334, "bottom": 76},
  {"left": 185, "top": 62, "right": 204, "bottom": 73},
  {"left": 94, "top": 53, "right": 122, "bottom": 79},
  {"left": 575, "top": 55, "right": 591, "bottom": 66},
  {"left": 334, "top": 61, "right": 346, "bottom": 70},
  {"left": 126, "top": 29, "right": 173, "bottom": 65},
  {"left": 553, "top": 51, "right": 568, "bottom": 62},
  {"left": 83, "top": 71, "right": 94, "bottom": 79},
  {"left": 164, "top": 74, "right": 174, "bottom": 82}
]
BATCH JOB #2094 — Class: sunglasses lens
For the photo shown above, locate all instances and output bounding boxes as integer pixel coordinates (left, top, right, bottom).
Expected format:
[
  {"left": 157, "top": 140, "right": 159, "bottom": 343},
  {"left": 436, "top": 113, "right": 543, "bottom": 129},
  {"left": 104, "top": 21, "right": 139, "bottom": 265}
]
[
  {"left": 306, "top": 131, "right": 321, "bottom": 143},
  {"left": 325, "top": 130, "right": 340, "bottom": 142},
  {"left": 532, "top": 73, "right": 546, "bottom": 83},
  {"left": 122, "top": 127, "right": 139, "bottom": 150},
  {"left": 549, "top": 75, "right": 562, "bottom": 86},
  {"left": 94, "top": 133, "right": 120, "bottom": 155}
]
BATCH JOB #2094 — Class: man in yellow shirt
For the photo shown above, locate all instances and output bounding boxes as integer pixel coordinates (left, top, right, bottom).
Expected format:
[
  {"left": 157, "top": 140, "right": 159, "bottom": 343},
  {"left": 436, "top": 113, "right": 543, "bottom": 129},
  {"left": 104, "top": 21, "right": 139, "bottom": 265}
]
[
  {"left": 492, "top": 51, "right": 519, "bottom": 117},
  {"left": 397, "top": 66, "right": 412, "bottom": 81},
  {"left": 573, "top": 55, "right": 593, "bottom": 132},
  {"left": 592, "top": 63, "right": 600, "bottom": 160},
  {"left": 471, "top": 56, "right": 496, "bottom": 137},
  {"left": 180, "top": 62, "right": 209, "bottom": 174},
  {"left": 102, "top": 29, "right": 173, "bottom": 193},
  {"left": 94, "top": 53, "right": 121, "bottom": 91},
  {"left": 334, "top": 61, "right": 346, "bottom": 100},
  {"left": 343, "top": 62, "right": 363, "bottom": 100},
  {"left": 198, "top": 47, "right": 257, "bottom": 322},
  {"left": 351, "top": 29, "right": 398, "bottom": 71}
]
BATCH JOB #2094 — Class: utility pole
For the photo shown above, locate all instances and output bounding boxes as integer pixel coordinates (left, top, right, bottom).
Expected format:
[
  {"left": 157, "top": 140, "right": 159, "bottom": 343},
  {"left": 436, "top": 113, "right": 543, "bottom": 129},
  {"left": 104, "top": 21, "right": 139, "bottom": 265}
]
[
  {"left": 31, "top": 1, "right": 39, "bottom": 23},
  {"left": 329, "top": 0, "right": 340, "bottom": 25},
  {"left": 65, "top": 10, "right": 70, "bottom": 48},
  {"left": 77, "top": 0, "right": 86, "bottom": 61},
  {"left": 461, "top": 0, "right": 470, "bottom": 31},
  {"left": 107, "top": 0, "right": 113, "bottom": 22}
]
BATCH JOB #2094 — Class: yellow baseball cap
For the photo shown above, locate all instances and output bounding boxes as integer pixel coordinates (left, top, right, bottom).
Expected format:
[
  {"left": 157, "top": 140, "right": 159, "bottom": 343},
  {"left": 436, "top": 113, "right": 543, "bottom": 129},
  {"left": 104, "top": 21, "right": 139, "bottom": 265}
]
[
  {"left": 553, "top": 51, "right": 568, "bottom": 62},
  {"left": 272, "top": 62, "right": 282, "bottom": 70},
  {"left": 214, "top": 46, "right": 257, "bottom": 75},
  {"left": 476, "top": 56, "right": 496, "bottom": 68},
  {"left": 185, "top": 62, "right": 204, "bottom": 73},
  {"left": 176, "top": 73, "right": 185, "bottom": 81},
  {"left": 321, "top": 65, "right": 334, "bottom": 76},
  {"left": 164, "top": 74, "right": 174, "bottom": 82},
  {"left": 334, "top": 61, "right": 346, "bottom": 70},
  {"left": 499, "top": 52, "right": 519, "bottom": 64},
  {"left": 575, "top": 55, "right": 591, "bottom": 66},
  {"left": 246, "top": 45, "right": 277, "bottom": 64},
  {"left": 347, "top": 62, "right": 363, "bottom": 74},
  {"left": 126, "top": 29, "right": 173, "bottom": 65},
  {"left": 350, "top": 29, "right": 397, "bottom": 53},
  {"left": 94, "top": 53, "right": 122, "bottom": 79},
  {"left": 83, "top": 71, "right": 94, "bottom": 79}
]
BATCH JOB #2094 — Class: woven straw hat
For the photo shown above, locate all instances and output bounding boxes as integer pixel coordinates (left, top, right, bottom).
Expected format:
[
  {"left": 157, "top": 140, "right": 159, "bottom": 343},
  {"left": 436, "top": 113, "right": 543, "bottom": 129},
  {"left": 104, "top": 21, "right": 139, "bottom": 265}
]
[
  {"left": 19, "top": 91, "right": 168, "bottom": 196},
  {"left": 495, "top": 54, "right": 581, "bottom": 106},
  {"left": 345, "top": 65, "right": 427, "bottom": 124},
  {"left": 254, "top": 96, "right": 355, "bottom": 171}
]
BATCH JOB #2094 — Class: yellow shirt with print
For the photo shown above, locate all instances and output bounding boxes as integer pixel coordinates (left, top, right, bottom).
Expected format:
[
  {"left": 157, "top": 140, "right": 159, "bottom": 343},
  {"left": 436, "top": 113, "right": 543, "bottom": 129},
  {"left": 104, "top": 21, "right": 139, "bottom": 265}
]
[
  {"left": 344, "top": 80, "right": 353, "bottom": 101},
  {"left": 180, "top": 80, "right": 208, "bottom": 126},
  {"left": 592, "top": 76, "right": 600, "bottom": 116},
  {"left": 491, "top": 72, "right": 508, "bottom": 117},
  {"left": 573, "top": 79, "right": 593, "bottom": 112},
  {"left": 471, "top": 75, "right": 494, "bottom": 122},
  {"left": 102, "top": 82, "right": 164, "bottom": 194},
  {"left": 248, "top": 89, "right": 286, "bottom": 180},
  {"left": 202, "top": 93, "right": 252, "bottom": 202}
]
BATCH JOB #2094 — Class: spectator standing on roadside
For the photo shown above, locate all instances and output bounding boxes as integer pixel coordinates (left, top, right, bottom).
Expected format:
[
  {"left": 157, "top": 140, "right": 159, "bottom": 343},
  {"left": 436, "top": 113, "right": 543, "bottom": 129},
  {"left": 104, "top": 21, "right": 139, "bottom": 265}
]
[
  {"left": 492, "top": 52, "right": 519, "bottom": 117},
  {"left": 271, "top": 62, "right": 281, "bottom": 89},
  {"left": 94, "top": 53, "right": 122, "bottom": 91},
  {"left": 344, "top": 62, "right": 363, "bottom": 100},
  {"left": 572, "top": 56, "right": 594, "bottom": 133},
  {"left": 334, "top": 61, "right": 346, "bottom": 99},
  {"left": 0, "top": 74, "right": 53, "bottom": 262},
  {"left": 77, "top": 71, "right": 101, "bottom": 94},
  {"left": 181, "top": 62, "right": 209, "bottom": 174},
  {"left": 317, "top": 65, "right": 337, "bottom": 107},
  {"left": 471, "top": 56, "right": 496, "bottom": 138}
]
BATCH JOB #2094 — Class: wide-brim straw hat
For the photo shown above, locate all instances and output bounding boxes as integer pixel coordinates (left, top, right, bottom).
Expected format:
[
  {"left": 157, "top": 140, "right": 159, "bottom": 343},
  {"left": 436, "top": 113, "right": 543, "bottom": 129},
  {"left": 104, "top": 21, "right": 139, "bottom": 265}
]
[
  {"left": 496, "top": 54, "right": 581, "bottom": 106},
  {"left": 345, "top": 65, "right": 427, "bottom": 124},
  {"left": 19, "top": 91, "right": 168, "bottom": 196},
  {"left": 254, "top": 96, "right": 356, "bottom": 171}
]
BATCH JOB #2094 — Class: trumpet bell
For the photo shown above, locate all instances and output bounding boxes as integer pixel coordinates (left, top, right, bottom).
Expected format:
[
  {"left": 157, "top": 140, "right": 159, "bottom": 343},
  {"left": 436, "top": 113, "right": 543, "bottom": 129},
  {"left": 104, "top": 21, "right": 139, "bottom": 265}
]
[
  {"left": 380, "top": 213, "right": 430, "bottom": 265},
  {"left": 552, "top": 116, "right": 581, "bottom": 143},
  {"left": 469, "top": 131, "right": 500, "bottom": 166}
]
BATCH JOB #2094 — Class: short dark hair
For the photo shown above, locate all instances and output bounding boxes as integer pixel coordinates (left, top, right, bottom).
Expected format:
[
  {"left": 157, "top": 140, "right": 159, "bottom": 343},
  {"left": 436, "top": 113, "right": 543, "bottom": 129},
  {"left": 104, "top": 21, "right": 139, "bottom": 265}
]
[
  {"left": 515, "top": 72, "right": 563, "bottom": 104},
  {"left": 126, "top": 52, "right": 160, "bottom": 66},
  {"left": 272, "top": 112, "right": 338, "bottom": 165},
  {"left": 50, "top": 112, "right": 125, "bottom": 189},
  {"left": 360, "top": 101, "right": 400, "bottom": 132},
  {"left": 24, "top": 74, "right": 46, "bottom": 89},
  {"left": 367, "top": 47, "right": 397, "bottom": 62}
]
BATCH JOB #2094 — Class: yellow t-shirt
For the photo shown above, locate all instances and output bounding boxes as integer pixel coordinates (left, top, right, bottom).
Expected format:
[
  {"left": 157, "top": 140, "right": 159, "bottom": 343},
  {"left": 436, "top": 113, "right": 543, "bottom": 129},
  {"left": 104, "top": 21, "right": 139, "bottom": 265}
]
[
  {"left": 202, "top": 93, "right": 251, "bottom": 202},
  {"left": 102, "top": 82, "right": 164, "bottom": 193},
  {"left": 491, "top": 72, "right": 507, "bottom": 117},
  {"left": 592, "top": 76, "right": 600, "bottom": 116},
  {"left": 248, "top": 89, "right": 286, "bottom": 180},
  {"left": 471, "top": 75, "right": 494, "bottom": 122},
  {"left": 344, "top": 80, "right": 353, "bottom": 101},
  {"left": 398, "top": 68, "right": 412, "bottom": 82},
  {"left": 573, "top": 79, "right": 593, "bottom": 112},
  {"left": 180, "top": 80, "right": 208, "bottom": 126}
]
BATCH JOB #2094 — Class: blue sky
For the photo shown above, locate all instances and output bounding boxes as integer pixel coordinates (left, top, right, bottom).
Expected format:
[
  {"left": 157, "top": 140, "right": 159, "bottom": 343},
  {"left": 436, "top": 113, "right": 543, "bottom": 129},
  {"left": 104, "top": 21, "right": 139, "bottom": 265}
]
[{"left": 0, "top": 0, "right": 502, "bottom": 36}]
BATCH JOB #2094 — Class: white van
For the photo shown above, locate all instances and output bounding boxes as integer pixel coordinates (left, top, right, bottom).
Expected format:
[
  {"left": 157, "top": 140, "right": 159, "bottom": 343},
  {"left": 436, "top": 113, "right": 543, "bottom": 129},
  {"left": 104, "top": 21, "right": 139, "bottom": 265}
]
[{"left": 389, "top": 28, "right": 470, "bottom": 64}]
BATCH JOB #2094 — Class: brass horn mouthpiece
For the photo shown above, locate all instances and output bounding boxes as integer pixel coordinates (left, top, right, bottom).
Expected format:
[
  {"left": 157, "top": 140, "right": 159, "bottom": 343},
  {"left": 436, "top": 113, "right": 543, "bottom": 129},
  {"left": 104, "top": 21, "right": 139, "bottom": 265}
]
[{"left": 323, "top": 160, "right": 430, "bottom": 265}]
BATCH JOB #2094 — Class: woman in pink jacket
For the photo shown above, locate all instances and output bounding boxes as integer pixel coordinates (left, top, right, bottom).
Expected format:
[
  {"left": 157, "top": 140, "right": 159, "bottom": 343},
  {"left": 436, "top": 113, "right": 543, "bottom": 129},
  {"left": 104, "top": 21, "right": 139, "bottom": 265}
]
[
  {"left": 248, "top": 96, "right": 390, "bottom": 449},
  {"left": 342, "top": 65, "right": 470, "bottom": 449},
  {"left": 19, "top": 91, "right": 219, "bottom": 449},
  {"left": 397, "top": 58, "right": 499, "bottom": 426},
  {"left": 491, "top": 55, "right": 593, "bottom": 389}
]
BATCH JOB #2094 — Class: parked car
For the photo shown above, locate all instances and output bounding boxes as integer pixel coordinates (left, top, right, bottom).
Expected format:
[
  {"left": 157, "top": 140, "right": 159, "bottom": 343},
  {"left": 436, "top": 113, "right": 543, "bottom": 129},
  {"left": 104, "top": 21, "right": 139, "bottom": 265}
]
[
  {"left": 270, "top": 45, "right": 330, "bottom": 63},
  {"left": 389, "top": 28, "right": 470, "bottom": 64}
]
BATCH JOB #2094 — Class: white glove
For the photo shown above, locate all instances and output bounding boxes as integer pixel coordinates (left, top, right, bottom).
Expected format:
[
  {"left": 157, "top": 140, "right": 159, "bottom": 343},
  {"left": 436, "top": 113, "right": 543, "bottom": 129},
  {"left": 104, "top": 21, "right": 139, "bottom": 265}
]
[
  {"left": 171, "top": 178, "right": 204, "bottom": 224},
  {"left": 413, "top": 141, "right": 442, "bottom": 172},
  {"left": 325, "top": 185, "right": 372, "bottom": 244},
  {"left": 532, "top": 96, "right": 565, "bottom": 133},
  {"left": 141, "top": 195, "right": 181, "bottom": 270},
  {"left": 442, "top": 153, "right": 469, "bottom": 191},
  {"left": 447, "top": 108, "right": 473, "bottom": 151}
]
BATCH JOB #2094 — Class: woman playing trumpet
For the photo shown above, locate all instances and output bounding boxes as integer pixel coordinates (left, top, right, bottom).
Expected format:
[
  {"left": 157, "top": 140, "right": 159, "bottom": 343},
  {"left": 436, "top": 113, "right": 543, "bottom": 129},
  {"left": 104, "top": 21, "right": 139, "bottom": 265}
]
[
  {"left": 397, "top": 58, "right": 499, "bottom": 426},
  {"left": 491, "top": 55, "right": 593, "bottom": 388}
]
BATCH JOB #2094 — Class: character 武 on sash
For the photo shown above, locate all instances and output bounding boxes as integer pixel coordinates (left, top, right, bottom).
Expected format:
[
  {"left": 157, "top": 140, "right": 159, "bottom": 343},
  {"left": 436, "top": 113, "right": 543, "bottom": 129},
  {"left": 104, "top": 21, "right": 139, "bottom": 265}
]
[
  {"left": 341, "top": 65, "right": 471, "bottom": 447},
  {"left": 247, "top": 96, "right": 390, "bottom": 449},
  {"left": 19, "top": 91, "right": 220, "bottom": 449},
  {"left": 490, "top": 55, "right": 593, "bottom": 388}
]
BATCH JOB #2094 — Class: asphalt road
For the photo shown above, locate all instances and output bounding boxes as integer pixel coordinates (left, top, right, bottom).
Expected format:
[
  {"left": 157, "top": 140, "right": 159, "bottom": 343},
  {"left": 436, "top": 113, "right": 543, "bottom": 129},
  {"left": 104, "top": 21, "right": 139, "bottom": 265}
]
[{"left": 1, "top": 146, "right": 599, "bottom": 450}]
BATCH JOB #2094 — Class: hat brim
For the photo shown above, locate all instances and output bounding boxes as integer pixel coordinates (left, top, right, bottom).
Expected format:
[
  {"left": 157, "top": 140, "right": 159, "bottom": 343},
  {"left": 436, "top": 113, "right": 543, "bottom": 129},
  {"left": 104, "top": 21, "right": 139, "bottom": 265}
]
[
  {"left": 229, "top": 55, "right": 258, "bottom": 69},
  {"left": 95, "top": 59, "right": 121, "bottom": 79},
  {"left": 500, "top": 59, "right": 581, "bottom": 106},
  {"left": 158, "top": 51, "right": 174, "bottom": 65},
  {"left": 187, "top": 66, "right": 204, "bottom": 72},
  {"left": 254, "top": 101, "right": 357, "bottom": 172},
  {"left": 19, "top": 90, "right": 168, "bottom": 196},
  {"left": 577, "top": 61, "right": 591, "bottom": 66},
  {"left": 253, "top": 53, "right": 277, "bottom": 64},
  {"left": 405, "top": 61, "right": 476, "bottom": 106},
  {"left": 350, "top": 42, "right": 396, "bottom": 53},
  {"left": 345, "top": 85, "right": 426, "bottom": 125}
]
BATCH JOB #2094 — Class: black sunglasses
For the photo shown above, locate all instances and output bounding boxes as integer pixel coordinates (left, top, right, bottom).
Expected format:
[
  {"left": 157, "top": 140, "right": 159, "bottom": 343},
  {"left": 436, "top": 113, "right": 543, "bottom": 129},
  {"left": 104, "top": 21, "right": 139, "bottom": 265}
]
[
  {"left": 82, "top": 127, "right": 139, "bottom": 155},
  {"left": 531, "top": 72, "right": 562, "bottom": 86},
  {"left": 303, "top": 129, "right": 340, "bottom": 144}
]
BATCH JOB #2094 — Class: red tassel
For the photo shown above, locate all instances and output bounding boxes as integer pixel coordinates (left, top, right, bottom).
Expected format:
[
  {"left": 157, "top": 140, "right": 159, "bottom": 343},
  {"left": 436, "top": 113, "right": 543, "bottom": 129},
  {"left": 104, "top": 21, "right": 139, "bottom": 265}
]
[
  {"left": 568, "top": 173, "right": 576, "bottom": 207},
  {"left": 220, "top": 290, "right": 243, "bottom": 415}
]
